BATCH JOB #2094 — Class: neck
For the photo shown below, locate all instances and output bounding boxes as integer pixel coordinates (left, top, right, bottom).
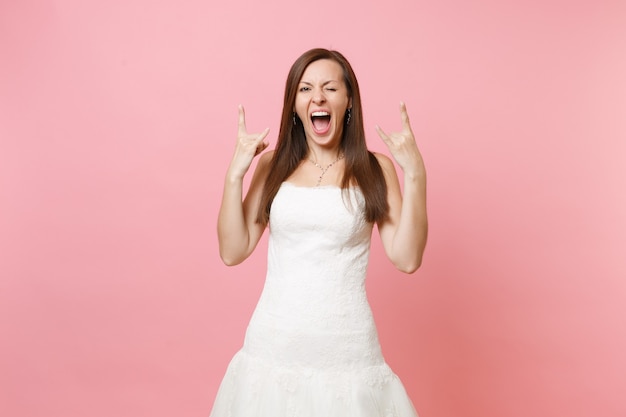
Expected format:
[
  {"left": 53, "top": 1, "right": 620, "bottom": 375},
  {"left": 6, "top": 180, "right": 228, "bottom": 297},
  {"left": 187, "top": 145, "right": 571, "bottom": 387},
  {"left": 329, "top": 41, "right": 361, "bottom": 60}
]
[{"left": 307, "top": 146, "right": 343, "bottom": 166}]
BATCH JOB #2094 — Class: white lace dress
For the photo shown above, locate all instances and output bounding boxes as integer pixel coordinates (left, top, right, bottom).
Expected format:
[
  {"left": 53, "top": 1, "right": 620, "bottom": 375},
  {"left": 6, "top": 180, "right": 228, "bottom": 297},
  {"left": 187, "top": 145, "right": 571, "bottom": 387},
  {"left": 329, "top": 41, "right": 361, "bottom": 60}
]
[{"left": 210, "top": 182, "right": 419, "bottom": 417}]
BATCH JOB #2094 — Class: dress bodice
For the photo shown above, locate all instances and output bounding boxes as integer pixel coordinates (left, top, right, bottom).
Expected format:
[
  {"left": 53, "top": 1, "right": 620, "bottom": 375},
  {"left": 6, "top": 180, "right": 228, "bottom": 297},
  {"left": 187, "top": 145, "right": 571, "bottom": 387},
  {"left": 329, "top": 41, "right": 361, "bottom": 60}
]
[{"left": 267, "top": 182, "right": 373, "bottom": 290}]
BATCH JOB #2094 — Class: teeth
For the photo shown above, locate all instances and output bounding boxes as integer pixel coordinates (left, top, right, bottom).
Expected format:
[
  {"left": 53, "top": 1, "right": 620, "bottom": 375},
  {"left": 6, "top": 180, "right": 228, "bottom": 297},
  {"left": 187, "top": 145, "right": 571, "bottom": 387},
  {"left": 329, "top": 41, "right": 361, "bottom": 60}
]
[{"left": 311, "top": 111, "right": 330, "bottom": 117}]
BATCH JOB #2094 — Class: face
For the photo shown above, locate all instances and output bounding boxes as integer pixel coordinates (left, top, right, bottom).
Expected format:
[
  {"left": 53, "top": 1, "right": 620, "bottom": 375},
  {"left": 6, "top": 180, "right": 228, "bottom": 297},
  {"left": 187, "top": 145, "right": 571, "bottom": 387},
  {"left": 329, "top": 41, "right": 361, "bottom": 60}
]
[{"left": 294, "top": 59, "right": 352, "bottom": 146}]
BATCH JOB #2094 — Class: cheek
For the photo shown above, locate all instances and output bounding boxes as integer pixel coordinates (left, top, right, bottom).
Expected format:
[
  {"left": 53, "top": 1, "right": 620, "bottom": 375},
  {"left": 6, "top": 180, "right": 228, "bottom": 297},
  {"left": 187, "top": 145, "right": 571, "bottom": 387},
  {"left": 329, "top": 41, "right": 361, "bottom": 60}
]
[
  {"left": 294, "top": 100, "right": 309, "bottom": 119},
  {"left": 294, "top": 97, "right": 305, "bottom": 112}
]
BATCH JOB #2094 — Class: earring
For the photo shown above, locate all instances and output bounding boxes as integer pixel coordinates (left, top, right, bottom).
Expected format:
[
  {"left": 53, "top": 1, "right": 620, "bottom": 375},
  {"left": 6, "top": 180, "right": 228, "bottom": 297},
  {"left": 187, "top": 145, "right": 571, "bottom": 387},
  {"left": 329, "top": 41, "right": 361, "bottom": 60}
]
[
  {"left": 346, "top": 108, "right": 351, "bottom": 125},
  {"left": 293, "top": 112, "right": 297, "bottom": 125}
]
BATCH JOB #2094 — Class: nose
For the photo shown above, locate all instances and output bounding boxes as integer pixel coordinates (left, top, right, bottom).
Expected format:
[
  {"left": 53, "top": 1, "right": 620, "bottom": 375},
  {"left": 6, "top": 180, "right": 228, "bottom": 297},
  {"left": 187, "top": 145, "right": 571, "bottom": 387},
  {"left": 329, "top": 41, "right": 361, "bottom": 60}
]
[{"left": 312, "top": 88, "right": 326, "bottom": 104}]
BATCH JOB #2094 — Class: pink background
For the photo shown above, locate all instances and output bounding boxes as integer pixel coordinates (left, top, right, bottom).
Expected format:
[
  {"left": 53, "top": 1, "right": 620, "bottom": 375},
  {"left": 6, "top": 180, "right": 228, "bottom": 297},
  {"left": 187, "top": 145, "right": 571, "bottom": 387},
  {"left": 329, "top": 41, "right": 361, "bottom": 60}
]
[{"left": 1, "top": 1, "right": 625, "bottom": 416}]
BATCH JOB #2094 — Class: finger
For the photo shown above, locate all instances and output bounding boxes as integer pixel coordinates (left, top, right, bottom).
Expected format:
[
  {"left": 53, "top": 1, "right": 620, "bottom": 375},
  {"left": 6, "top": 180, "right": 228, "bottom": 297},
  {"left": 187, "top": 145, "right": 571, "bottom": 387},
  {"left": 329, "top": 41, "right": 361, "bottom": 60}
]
[
  {"left": 254, "top": 129, "right": 270, "bottom": 155},
  {"left": 375, "top": 125, "right": 391, "bottom": 145},
  {"left": 257, "top": 127, "right": 270, "bottom": 143},
  {"left": 399, "top": 101, "right": 412, "bottom": 133},
  {"left": 250, "top": 128, "right": 270, "bottom": 154},
  {"left": 238, "top": 105, "right": 247, "bottom": 136}
]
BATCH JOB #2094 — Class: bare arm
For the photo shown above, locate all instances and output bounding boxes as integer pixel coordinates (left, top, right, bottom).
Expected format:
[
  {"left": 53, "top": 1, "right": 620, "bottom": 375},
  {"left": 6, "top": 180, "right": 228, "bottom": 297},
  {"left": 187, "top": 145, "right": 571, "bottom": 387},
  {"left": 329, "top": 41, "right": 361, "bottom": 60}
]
[
  {"left": 217, "top": 105, "right": 271, "bottom": 266},
  {"left": 375, "top": 102, "right": 428, "bottom": 273}
]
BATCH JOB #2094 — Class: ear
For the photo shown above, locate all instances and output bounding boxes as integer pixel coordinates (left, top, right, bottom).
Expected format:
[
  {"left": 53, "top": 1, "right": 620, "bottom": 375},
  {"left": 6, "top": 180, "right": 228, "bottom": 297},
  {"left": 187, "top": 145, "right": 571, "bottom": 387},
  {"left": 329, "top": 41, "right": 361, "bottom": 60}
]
[{"left": 348, "top": 97, "right": 353, "bottom": 109}]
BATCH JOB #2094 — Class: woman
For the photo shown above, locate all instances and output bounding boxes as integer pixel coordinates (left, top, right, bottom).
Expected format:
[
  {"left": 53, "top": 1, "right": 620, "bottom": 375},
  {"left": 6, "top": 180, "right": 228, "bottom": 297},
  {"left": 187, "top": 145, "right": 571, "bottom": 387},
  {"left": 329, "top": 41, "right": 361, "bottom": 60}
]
[{"left": 213, "top": 48, "right": 427, "bottom": 416}]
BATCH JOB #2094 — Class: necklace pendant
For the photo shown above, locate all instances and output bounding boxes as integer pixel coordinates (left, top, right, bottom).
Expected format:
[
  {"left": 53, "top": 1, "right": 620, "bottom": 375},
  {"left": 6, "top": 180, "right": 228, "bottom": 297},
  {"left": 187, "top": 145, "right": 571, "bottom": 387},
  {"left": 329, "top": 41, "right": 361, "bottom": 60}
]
[{"left": 309, "top": 153, "right": 344, "bottom": 187}]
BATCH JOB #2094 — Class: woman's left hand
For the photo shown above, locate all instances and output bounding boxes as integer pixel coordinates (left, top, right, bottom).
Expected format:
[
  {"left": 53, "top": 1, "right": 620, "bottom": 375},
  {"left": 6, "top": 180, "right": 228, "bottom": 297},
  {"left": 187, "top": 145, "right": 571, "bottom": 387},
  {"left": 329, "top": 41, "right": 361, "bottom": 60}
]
[{"left": 376, "top": 102, "right": 425, "bottom": 177}]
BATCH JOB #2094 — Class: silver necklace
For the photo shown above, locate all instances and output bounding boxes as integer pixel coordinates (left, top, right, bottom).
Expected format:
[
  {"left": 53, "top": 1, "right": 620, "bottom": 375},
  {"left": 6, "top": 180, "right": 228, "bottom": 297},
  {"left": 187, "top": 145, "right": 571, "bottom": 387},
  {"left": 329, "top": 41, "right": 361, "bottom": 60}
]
[{"left": 309, "top": 153, "right": 344, "bottom": 186}]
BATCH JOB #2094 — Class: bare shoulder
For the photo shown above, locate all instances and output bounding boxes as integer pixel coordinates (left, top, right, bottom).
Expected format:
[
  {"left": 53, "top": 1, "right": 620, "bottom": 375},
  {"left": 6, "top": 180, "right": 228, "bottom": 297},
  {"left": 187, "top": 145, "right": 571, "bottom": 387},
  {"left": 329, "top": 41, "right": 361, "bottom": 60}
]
[
  {"left": 259, "top": 149, "right": 275, "bottom": 166},
  {"left": 372, "top": 152, "right": 401, "bottom": 193},
  {"left": 253, "top": 150, "right": 275, "bottom": 179},
  {"left": 373, "top": 152, "right": 397, "bottom": 177},
  {"left": 373, "top": 151, "right": 393, "bottom": 168}
]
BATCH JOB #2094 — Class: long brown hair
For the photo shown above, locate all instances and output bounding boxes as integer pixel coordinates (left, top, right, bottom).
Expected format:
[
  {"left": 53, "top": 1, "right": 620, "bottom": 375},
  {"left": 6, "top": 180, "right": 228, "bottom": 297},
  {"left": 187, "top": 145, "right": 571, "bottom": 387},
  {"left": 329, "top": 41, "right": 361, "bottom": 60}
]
[{"left": 256, "top": 48, "right": 389, "bottom": 225}]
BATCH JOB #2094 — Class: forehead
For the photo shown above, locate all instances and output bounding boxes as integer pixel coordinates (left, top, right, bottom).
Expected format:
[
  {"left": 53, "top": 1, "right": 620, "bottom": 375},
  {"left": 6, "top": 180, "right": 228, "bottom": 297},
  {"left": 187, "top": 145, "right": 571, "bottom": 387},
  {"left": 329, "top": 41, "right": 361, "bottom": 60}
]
[{"left": 300, "top": 59, "right": 344, "bottom": 83}]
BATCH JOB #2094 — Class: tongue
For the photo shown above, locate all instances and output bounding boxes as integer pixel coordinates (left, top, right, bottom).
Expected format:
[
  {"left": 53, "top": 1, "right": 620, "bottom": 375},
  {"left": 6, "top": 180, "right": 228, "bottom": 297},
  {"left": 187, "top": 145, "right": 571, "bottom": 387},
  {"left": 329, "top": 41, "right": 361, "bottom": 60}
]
[{"left": 312, "top": 116, "right": 330, "bottom": 132}]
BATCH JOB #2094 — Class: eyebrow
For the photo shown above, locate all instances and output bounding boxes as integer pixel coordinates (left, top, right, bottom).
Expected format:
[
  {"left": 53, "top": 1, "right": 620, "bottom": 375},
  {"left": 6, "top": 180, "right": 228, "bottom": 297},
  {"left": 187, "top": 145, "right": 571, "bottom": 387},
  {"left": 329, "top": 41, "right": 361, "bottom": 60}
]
[{"left": 299, "top": 80, "right": 339, "bottom": 86}]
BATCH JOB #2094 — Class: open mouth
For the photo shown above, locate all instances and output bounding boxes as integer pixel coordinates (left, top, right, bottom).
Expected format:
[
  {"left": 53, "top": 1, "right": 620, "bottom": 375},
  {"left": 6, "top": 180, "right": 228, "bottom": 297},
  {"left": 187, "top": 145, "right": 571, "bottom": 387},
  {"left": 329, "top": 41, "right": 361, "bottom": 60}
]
[{"left": 311, "top": 111, "right": 331, "bottom": 134}]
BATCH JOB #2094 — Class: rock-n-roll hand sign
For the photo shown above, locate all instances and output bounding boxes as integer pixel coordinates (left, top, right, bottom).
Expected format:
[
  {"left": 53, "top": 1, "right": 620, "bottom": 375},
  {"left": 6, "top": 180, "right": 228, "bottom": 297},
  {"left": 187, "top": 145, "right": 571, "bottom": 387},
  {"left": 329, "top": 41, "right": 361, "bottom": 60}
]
[
  {"left": 375, "top": 102, "right": 425, "bottom": 176},
  {"left": 229, "top": 105, "right": 270, "bottom": 179}
]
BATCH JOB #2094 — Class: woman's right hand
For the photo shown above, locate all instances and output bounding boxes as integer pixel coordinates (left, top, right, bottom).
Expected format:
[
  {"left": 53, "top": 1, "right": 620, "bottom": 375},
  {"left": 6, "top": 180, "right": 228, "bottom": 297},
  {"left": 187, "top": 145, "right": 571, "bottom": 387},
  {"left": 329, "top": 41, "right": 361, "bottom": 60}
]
[{"left": 227, "top": 105, "right": 270, "bottom": 180}]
